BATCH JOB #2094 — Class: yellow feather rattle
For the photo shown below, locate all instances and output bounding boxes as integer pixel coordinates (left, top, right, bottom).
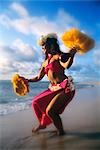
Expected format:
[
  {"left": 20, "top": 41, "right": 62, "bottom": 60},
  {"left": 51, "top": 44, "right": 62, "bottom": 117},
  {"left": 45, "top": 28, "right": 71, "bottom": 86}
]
[
  {"left": 11, "top": 74, "right": 29, "bottom": 96},
  {"left": 61, "top": 28, "right": 95, "bottom": 54}
]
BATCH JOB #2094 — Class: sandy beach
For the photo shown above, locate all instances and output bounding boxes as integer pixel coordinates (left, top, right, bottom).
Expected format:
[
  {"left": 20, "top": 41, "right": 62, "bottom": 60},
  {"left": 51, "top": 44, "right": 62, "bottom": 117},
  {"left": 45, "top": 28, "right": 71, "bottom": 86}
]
[{"left": 0, "top": 84, "right": 100, "bottom": 150}]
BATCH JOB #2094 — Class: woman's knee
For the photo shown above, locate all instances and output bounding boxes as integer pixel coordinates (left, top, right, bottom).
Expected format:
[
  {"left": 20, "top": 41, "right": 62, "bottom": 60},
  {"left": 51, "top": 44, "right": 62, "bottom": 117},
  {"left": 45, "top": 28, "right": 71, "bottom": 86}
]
[{"left": 46, "top": 107, "right": 55, "bottom": 118}]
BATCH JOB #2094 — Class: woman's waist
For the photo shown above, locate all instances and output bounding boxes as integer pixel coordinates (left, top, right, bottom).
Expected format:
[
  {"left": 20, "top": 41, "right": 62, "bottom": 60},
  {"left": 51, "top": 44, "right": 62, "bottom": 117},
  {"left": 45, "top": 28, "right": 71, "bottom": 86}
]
[
  {"left": 48, "top": 76, "right": 75, "bottom": 92},
  {"left": 48, "top": 74, "right": 68, "bottom": 85}
]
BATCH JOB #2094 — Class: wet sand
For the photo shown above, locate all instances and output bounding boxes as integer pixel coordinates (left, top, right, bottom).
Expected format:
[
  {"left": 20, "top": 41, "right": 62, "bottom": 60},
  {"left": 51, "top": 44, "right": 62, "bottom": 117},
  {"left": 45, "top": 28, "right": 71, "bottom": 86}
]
[{"left": 0, "top": 84, "right": 100, "bottom": 150}]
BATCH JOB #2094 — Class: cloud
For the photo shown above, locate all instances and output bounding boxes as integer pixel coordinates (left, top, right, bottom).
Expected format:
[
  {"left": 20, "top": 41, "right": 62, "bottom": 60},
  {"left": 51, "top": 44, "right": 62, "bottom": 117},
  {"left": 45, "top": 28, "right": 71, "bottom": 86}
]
[
  {"left": 31, "top": 17, "right": 59, "bottom": 36},
  {"left": 60, "top": 43, "right": 69, "bottom": 53},
  {"left": 0, "top": 43, "right": 41, "bottom": 79},
  {"left": 12, "top": 61, "right": 41, "bottom": 77},
  {"left": 0, "top": 14, "right": 32, "bottom": 34},
  {"left": 94, "top": 50, "right": 100, "bottom": 66},
  {"left": 30, "top": 9, "right": 79, "bottom": 37},
  {"left": 10, "top": 2, "right": 29, "bottom": 17},
  {"left": 12, "top": 39, "right": 34, "bottom": 56},
  {"left": 0, "top": 39, "right": 38, "bottom": 61},
  {"left": 56, "top": 9, "right": 79, "bottom": 30},
  {"left": 0, "top": 2, "right": 80, "bottom": 80},
  {"left": 0, "top": 2, "right": 98, "bottom": 81},
  {"left": 0, "top": 57, "right": 14, "bottom": 73},
  {"left": 65, "top": 53, "right": 100, "bottom": 82},
  {"left": 93, "top": 42, "right": 100, "bottom": 66},
  {"left": 0, "top": 46, "right": 17, "bottom": 74},
  {"left": 0, "top": 2, "right": 79, "bottom": 36},
  {"left": 0, "top": 14, "right": 11, "bottom": 29},
  {"left": 67, "top": 65, "right": 100, "bottom": 82},
  {"left": 0, "top": 45, "right": 16, "bottom": 62},
  {"left": 12, "top": 18, "right": 32, "bottom": 34}
]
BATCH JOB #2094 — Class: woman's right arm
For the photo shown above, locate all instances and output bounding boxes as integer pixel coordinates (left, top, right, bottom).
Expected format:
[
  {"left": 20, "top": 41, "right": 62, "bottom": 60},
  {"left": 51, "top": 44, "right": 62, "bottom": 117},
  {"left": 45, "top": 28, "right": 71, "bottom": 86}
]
[{"left": 28, "top": 63, "right": 45, "bottom": 82}]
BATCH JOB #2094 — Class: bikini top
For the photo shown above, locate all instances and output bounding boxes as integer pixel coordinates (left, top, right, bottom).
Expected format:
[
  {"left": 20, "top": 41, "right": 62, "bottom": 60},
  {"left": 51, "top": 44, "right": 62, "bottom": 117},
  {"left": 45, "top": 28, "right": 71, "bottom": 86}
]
[{"left": 44, "top": 55, "right": 64, "bottom": 75}]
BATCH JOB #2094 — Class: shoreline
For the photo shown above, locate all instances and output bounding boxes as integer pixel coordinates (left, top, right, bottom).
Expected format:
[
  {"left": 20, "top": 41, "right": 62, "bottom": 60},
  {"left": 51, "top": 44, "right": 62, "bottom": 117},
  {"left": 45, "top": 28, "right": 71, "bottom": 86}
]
[
  {"left": 0, "top": 82, "right": 100, "bottom": 117},
  {"left": 0, "top": 84, "right": 100, "bottom": 150}
]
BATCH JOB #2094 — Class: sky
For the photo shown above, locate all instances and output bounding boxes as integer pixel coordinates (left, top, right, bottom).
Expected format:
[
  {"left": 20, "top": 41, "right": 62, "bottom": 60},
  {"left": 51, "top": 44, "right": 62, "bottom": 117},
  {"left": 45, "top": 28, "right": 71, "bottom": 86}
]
[{"left": 0, "top": 0, "right": 100, "bottom": 82}]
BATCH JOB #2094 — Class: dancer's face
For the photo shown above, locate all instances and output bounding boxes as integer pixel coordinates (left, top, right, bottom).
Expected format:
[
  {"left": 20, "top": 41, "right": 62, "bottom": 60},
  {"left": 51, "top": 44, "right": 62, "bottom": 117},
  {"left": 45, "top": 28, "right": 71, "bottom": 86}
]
[
  {"left": 42, "top": 45, "right": 47, "bottom": 54},
  {"left": 42, "top": 44, "right": 51, "bottom": 55}
]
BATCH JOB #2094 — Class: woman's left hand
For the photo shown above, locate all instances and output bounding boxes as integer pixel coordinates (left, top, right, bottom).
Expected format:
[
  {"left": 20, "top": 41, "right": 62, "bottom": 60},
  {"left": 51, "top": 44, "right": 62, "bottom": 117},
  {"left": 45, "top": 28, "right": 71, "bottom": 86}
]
[{"left": 69, "top": 47, "right": 77, "bottom": 57}]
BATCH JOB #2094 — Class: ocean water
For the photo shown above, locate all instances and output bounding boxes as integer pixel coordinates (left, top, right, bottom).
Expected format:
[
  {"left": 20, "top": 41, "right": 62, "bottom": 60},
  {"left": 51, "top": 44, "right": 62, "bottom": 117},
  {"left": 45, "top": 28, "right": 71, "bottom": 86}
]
[{"left": 0, "top": 80, "right": 94, "bottom": 116}]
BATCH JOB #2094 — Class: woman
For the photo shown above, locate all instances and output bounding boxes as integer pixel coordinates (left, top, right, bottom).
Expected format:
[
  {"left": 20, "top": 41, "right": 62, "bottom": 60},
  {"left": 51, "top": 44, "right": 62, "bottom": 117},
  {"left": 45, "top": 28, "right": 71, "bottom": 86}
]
[{"left": 28, "top": 33, "right": 77, "bottom": 135}]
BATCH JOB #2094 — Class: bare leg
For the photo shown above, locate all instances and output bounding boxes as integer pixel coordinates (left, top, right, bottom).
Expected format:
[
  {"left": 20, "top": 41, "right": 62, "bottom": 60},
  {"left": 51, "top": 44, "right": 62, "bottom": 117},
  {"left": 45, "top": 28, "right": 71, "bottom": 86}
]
[
  {"left": 46, "top": 91, "right": 73, "bottom": 135},
  {"left": 49, "top": 112, "right": 65, "bottom": 135}
]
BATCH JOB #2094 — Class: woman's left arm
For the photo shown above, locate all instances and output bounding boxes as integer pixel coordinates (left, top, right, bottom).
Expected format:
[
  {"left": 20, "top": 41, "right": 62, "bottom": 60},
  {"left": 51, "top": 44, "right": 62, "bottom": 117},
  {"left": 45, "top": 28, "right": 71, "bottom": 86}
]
[
  {"left": 60, "top": 48, "right": 77, "bottom": 69},
  {"left": 28, "top": 62, "right": 45, "bottom": 82}
]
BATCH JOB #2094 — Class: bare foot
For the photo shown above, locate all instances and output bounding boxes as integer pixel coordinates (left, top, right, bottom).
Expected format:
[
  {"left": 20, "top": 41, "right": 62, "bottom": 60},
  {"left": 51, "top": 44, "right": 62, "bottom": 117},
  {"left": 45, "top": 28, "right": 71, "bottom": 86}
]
[{"left": 32, "top": 125, "right": 46, "bottom": 133}]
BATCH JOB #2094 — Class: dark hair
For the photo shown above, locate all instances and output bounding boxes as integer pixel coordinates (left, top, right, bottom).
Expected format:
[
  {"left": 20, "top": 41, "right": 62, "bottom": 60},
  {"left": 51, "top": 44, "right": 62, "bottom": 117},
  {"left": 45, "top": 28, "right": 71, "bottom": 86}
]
[
  {"left": 44, "top": 37, "right": 63, "bottom": 59},
  {"left": 43, "top": 37, "right": 71, "bottom": 62}
]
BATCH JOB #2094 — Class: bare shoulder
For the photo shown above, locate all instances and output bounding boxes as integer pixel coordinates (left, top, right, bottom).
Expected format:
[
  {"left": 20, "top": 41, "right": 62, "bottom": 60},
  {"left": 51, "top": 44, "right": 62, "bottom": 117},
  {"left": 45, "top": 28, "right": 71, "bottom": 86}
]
[{"left": 52, "top": 54, "right": 60, "bottom": 61}]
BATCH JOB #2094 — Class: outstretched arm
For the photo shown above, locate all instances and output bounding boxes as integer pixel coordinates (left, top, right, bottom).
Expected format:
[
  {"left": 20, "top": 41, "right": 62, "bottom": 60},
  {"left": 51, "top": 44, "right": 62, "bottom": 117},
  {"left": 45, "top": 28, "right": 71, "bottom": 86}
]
[
  {"left": 60, "top": 48, "right": 77, "bottom": 69},
  {"left": 28, "top": 63, "right": 45, "bottom": 82}
]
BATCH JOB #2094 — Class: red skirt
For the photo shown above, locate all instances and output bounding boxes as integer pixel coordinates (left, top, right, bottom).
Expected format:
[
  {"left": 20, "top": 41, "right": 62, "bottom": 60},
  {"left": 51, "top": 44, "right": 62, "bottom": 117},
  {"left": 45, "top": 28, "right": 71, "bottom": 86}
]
[{"left": 32, "top": 78, "right": 75, "bottom": 126}]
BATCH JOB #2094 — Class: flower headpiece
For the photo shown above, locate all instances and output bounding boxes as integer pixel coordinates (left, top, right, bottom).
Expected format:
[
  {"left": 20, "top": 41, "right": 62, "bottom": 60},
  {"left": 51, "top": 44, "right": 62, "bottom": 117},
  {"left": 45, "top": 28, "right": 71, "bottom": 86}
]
[{"left": 38, "top": 33, "right": 58, "bottom": 46}]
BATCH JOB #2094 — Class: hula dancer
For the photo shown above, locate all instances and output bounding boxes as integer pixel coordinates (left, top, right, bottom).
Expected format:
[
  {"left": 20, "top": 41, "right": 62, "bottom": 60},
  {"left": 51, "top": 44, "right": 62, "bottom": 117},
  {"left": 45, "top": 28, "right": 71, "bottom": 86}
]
[{"left": 28, "top": 33, "right": 76, "bottom": 135}]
